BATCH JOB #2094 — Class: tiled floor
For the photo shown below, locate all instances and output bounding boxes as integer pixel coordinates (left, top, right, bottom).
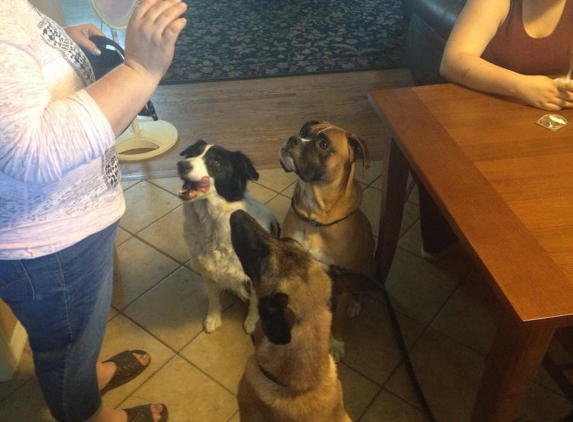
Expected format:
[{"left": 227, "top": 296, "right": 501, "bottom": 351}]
[{"left": 1, "top": 162, "right": 571, "bottom": 422}]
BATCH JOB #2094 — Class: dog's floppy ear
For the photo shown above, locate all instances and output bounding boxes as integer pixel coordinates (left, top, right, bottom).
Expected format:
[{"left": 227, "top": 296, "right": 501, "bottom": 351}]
[
  {"left": 230, "top": 210, "right": 271, "bottom": 284},
  {"left": 347, "top": 134, "right": 371, "bottom": 171},
  {"left": 216, "top": 151, "right": 259, "bottom": 201},
  {"left": 258, "top": 293, "right": 294, "bottom": 345},
  {"left": 327, "top": 265, "right": 382, "bottom": 297},
  {"left": 179, "top": 139, "right": 208, "bottom": 157},
  {"left": 233, "top": 151, "right": 259, "bottom": 181}
]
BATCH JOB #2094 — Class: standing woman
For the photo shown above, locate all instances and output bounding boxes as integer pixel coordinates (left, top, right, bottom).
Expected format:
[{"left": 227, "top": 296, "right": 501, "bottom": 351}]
[{"left": 0, "top": 1, "right": 186, "bottom": 421}]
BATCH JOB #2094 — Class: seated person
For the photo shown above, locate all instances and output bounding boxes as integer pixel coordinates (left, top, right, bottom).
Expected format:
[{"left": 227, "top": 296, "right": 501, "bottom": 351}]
[
  {"left": 441, "top": 0, "right": 573, "bottom": 110},
  {"left": 419, "top": 0, "right": 573, "bottom": 260}
]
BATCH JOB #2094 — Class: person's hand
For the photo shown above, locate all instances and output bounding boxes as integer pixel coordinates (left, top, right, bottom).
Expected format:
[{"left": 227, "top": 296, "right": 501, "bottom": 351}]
[
  {"left": 65, "top": 24, "right": 105, "bottom": 56},
  {"left": 123, "top": 0, "right": 187, "bottom": 82},
  {"left": 516, "top": 75, "right": 573, "bottom": 111}
]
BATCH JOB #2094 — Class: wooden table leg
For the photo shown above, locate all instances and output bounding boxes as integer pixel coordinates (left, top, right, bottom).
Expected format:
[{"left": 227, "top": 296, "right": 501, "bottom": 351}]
[
  {"left": 471, "top": 314, "right": 555, "bottom": 422},
  {"left": 375, "top": 137, "right": 409, "bottom": 283}
]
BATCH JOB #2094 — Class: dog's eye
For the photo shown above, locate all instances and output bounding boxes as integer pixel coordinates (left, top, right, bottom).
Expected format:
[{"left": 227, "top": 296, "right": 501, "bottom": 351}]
[
  {"left": 318, "top": 139, "right": 329, "bottom": 150},
  {"left": 211, "top": 159, "right": 220, "bottom": 167}
]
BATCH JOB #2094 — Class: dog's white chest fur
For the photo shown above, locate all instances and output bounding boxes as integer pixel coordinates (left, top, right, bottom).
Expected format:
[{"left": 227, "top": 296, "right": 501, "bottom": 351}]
[
  {"left": 287, "top": 227, "right": 335, "bottom": 265},
  {"left": 183, "top": 195, "right": 273, "bottom": 293}
]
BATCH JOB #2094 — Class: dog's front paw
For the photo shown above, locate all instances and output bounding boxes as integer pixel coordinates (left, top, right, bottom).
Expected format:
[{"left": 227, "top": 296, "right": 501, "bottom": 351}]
[
  {"left": 329, "top": 337, "right": 346, "bottom": 363},
  {"left": 347, "top": 298, "right": 361, "bottom": 318},
  {"left": 204, "top": 313, "right": 223, "bottom": 333},
  {"left": 243, "top": 313, "right": 259, "bottom": 334}
]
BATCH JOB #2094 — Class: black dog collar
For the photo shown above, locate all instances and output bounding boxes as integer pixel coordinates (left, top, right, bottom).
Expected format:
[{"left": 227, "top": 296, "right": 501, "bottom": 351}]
[
  {"left": 258, "top": 364, "right": 288, "bottom": 388},
  {"left": 290, "top": 198, "right": 354, "bottom": 227}
]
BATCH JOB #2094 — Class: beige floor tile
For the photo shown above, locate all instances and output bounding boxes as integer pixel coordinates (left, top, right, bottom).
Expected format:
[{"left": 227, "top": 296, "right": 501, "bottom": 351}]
[
  {"left": 124, "top": 267, "right": 209, "bottom": 352},
  {"left": 430, "top": 278, "right": 498, "bottom": 356},
  {"left": 138, "top": 206, "right": 189, "bottom": 263},
  {"left": 281, "top": 182, "right": 296, "bottom": 198},
  {"left": 361, "top": 187, "right": 420, "bottom": 237},
  {"left": 407, "top": 178, "right": 420, "bottom": 205},
  {"left": 386, "top": 331, "right": 571, "bottom": 420},
  {"left": 355, "top": 159, "right": 384, "bottom": 186},
  {"left": 398, "top": 221, "right": 475, "bottom": 278},
  {"left": 385, "top": 249, "right": 461, "bottom": 324},
  {"left": 113, "top": 237, "right": 180, "bottom": 309},
  {"left": 360, "top": 389, "right": 429, "bottom": 422},
  {"left": 255, "top": 168, "right": 298, "bottom": 192},
  {"left": 119, "top": 355, "right": 237, "bottom": 422},
  {"left": 342, "top": 295, "right": 425, "bottom": 386},
  {"left": 120, "top": 181, "right": 181, "bottom": 233},
  {"left": 114, "top": 227, "right": 132, "bottom": 247},
  {"left": 265, "top": 194, "right": 291, "bottom": 226},
  {"left": 121, "top": 179, "right": 141, "bottom": 191},
  {"left": 0, "top": 378, "right": 54, "bottom": 422},
  {"left": 247, "top": 181, "right": 280, "bottom": 204},
  {"left": 0, "top": 346, "right": 35, "bottom": 401},
  {"left": 100, "top": 315, "right": 176, "bottom": 408},
  {"left": 180, "top": 301, "right": 254, "bottom": 395},
  {"left": 227, "top": 411, "right": 240, "bottom": 421},
  {"left": 537, "top": 339, "right": 573, "bottom": 394},
  {"left": 337, "top": 363, "right": 381, "bottom": 420},
  {"left": 108, "top": 305, "right": 120, "bottom": 320},
  {"left": 149, "top": 176, "right": 183, "bottom": 195},
  {"left": 386, "top": 328, "right": 485, "bottom": 422},
  {"left": 518, "top": 381, "right": 572, "bottom": 421}
]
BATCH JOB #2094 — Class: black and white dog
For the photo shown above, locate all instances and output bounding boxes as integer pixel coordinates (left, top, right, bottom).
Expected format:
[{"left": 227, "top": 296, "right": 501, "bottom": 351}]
[{"left": 177, "top": 140, "right": 280, "bottom": 334}]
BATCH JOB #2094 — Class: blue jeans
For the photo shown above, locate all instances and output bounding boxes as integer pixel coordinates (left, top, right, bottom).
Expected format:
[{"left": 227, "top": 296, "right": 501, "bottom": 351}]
[{"left": 0, "top": 222, "right": 118, "bottom": 422}]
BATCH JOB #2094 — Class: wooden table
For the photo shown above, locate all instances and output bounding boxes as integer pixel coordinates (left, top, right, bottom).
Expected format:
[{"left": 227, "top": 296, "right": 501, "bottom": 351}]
[{"left": 369, "top": 83, "right": 573, "bottom": 422}]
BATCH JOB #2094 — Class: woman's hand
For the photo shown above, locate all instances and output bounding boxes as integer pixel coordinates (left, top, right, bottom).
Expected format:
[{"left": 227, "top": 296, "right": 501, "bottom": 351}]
[
  {"left": 85, "top": 0, "right": 187, "bottom": 136},
  {"left": 516, "top": 75, "right": 573, "bottom": 111},
  {"left": 123, "top": 0, "right": 187, "bottom": 82},
  {"left": 65, "top": 24, "right": 105, "bottom": 56}
]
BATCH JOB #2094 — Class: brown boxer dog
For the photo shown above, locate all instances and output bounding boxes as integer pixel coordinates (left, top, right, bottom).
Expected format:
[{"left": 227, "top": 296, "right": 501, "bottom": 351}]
[
  {"left": 230, "top": 209, "right": 380, "bottom": 422},
  {"left": 279, "top": 120, "right": 375, "bottom": 362}
]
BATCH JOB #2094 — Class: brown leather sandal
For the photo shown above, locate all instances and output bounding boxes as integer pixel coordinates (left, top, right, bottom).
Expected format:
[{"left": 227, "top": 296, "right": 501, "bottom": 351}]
[
  {"left": 123, "top": 404, "right": 168, "bottom": 422},
  {"left": 100, "top": 350, "right": 150, "bottom": 395}
]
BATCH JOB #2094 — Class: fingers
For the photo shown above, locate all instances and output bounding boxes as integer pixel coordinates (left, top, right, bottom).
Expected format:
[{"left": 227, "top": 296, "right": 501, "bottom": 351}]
[
  {"left": 132, "top": 0, "right": 187, "bottom": 40},
  {"left": 85, "top": 23, "right": 104, "bottom": 38},
  {"left": 123, "top": 0, "right": 187, "bottom": 79},
  {"left": 85, "top": 41, "right": 102, "bottom": 56},
  {"left": 163, "top": 16, "right": 187, "bottom": 46}
]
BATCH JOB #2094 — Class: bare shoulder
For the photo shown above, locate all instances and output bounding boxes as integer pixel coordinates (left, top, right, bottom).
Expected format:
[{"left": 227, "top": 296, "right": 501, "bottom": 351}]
[
  {"left": 460, "top": 0, "right": 511, "bottom": 28},
  {"left": 445, "top": 0, "right": 511, "bottom": 55}
]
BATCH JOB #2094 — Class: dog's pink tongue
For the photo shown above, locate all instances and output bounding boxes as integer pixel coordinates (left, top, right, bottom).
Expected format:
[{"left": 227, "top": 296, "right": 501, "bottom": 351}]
[{"left": 196, "top": 176, "right": 210, "bottom": 193}]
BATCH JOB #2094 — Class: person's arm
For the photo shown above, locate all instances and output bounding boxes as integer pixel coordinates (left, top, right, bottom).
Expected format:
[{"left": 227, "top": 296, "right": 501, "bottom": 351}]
[
  {"left": 0, "top": 0, "right": 186, "bottom": 184},
  {"left": 440, "top": 0, "right": 573, "bottom": 110},
  {"left": 85, "top": 0, "right": 187, "bottom": 137}
]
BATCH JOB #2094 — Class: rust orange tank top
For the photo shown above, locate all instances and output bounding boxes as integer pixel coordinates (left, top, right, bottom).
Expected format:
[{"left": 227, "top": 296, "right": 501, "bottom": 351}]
[{"left": 482, "top": 0, "right": 573, "bottom": 75}]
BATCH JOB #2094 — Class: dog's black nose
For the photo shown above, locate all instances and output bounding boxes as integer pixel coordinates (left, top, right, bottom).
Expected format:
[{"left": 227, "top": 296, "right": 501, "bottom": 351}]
[{"left": 177, "top": 160, "right": 192, "bottom": 174}]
